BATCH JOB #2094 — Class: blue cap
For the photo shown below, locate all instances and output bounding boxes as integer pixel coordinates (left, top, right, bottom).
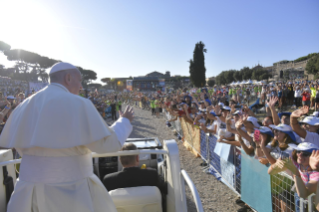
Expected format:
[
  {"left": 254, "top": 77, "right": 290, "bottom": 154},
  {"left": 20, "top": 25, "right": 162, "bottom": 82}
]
[
  {"left": 205, "top": 99, "right": 212, "bottom": 106},
  {"left": 209, "top": 111, "right": 217, "bottom": 116},
  {"left": 184, "top": 95, "right": 192, "bottom": 101}
]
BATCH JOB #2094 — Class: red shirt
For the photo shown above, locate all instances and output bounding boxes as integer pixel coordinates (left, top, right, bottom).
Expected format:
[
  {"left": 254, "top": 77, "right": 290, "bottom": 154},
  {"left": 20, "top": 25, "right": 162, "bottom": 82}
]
[{"left": 302, "top": 92, "right": 310, "bottom": 101}]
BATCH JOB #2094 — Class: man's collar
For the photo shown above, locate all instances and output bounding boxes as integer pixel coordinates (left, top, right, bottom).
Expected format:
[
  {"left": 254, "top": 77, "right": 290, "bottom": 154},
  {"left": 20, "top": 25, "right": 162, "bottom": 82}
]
[
  {"left": 50, "top": 83, "right": 69, "bottom": 93},
  {"left": 123, "top": 166, "right": 139, "bottom": 171}
]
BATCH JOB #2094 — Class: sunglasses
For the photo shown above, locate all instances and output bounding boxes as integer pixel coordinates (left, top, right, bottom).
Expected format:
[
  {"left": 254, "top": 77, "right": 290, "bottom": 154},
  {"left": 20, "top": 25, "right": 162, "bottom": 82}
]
[
  {"left": 273, "top": 129, "right": 284, "bottom": 134},
  {"left": 296, "top": 151, "right": 312, "bottom": 157}
]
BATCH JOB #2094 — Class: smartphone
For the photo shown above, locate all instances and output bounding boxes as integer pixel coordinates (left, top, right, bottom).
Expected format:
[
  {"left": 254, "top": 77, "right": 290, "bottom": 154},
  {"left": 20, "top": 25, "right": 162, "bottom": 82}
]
[
  {"left": 254, "top": 129, "right": 260, "bottom": 141},
  {"left": 281, "top": 152, "right": 290, "bottom": 160}
]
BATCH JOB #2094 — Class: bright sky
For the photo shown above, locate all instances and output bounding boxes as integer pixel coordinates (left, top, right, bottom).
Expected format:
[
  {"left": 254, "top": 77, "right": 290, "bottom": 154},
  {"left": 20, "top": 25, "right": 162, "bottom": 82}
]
[{"left": 0, "top": 0, "right": 318, "bottom": 83}]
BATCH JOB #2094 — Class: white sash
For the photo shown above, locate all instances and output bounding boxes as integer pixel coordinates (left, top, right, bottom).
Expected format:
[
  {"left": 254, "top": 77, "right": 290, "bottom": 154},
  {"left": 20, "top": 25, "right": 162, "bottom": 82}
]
[{"left": 19, "top": 153, "right": 93, "bottom": 183}]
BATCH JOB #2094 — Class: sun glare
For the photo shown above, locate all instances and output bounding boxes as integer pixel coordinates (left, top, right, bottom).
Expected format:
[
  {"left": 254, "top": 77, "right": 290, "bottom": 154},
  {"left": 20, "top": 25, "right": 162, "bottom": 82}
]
[{"left": 0, "top": 1, "right": 63, "bottom": 54}]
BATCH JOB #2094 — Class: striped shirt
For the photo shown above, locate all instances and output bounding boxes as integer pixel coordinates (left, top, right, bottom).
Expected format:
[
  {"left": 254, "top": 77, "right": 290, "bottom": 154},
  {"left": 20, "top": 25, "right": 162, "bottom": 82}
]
[{"left": 293, "top": 161, "right": 319, "bottom": 183}]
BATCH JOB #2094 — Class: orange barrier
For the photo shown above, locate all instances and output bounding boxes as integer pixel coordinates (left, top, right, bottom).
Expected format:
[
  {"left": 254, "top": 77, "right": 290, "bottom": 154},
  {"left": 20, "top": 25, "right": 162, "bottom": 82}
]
[{"left": 180, "top": 118, "right": 201, "bottom": 157}]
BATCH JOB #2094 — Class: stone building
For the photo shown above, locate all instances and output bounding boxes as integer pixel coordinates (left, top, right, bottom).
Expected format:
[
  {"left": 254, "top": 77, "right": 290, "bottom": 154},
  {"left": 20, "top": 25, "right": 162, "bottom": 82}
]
[{"left": 273, "top": 60, "right": 312, "bottom": 80}]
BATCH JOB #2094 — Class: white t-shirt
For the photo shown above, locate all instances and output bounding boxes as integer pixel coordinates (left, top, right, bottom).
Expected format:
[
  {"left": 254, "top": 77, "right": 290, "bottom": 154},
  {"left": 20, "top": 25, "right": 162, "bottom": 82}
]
[
  {"left": 206, "top": 123, "right": 216, "bottom": 131},
  {"left": 295, "top": 90, "right": 301, "bottom": 98},
  {"left": 304, "top": 131, "right": 319, "bottom": 146},
  {"left": 266, "top": 143, "right": 297, "bottom": 160},
  {"left": 294, "top": 132, "right": 302, "bottom": 143},
  {"left": 215, "top": 117, "right": 234, "bottom": 138}
]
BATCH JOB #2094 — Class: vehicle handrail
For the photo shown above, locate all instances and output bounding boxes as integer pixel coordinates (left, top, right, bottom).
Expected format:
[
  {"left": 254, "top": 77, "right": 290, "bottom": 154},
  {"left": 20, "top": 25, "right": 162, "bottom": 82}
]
[
  {"left": 0, "top": 150, "right": 168, "bottom": 167},
  {"left": 92, "top": 149, "right": 168, "bottom": 158},
  {"left": 0, "top": 158, "right": 21, "bottom": 166},
  {"left": 181, "top": 169, "right": 204, "bottom": 212}
]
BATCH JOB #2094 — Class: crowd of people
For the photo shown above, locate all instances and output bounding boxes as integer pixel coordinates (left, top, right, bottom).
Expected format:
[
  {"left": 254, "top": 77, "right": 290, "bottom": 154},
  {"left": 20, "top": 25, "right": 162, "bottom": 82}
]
[
  {"left": 149, "top": 81, "right": 319, "bottom": 212},
  {"left": 0, "top": 77, "right": 48, "bottom": 134},
  {"left": 100, "top": 79, "right": 319, "bottom": 212}
]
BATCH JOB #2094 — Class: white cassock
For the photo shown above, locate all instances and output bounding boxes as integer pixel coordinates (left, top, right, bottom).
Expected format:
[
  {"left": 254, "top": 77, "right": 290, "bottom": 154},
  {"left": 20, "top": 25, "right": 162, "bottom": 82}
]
[{"left": 0, "top": 83, "right": 133, "bottom": 212}]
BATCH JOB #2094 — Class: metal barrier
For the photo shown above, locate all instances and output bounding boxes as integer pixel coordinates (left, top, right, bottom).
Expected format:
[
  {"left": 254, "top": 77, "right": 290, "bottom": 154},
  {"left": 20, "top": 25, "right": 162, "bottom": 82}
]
[{"left": 163, "top": 112, "right": 316, "bottom": 212}]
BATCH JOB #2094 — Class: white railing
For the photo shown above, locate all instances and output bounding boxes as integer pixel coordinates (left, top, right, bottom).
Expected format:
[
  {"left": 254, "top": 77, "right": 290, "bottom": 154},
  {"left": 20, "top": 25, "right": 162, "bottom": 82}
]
[
  {"left": 181, "top": 170, "right": 204, "bottom": 212},
  {"left": 92, "top": 149, "right": 168, "bottom": 157}
]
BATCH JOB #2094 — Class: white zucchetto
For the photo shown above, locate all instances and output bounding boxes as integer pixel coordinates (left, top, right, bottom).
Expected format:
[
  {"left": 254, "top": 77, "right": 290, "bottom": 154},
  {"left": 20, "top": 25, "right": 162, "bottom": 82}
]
[{"left": 49, "top": 62, "right": 78, "bottom": 75}]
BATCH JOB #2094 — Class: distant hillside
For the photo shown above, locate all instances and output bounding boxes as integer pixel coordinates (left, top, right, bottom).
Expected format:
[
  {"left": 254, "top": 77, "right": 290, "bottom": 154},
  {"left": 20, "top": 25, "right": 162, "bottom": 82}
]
[{"left": 273, "top": 52, "right": 318, "bottom": 65}]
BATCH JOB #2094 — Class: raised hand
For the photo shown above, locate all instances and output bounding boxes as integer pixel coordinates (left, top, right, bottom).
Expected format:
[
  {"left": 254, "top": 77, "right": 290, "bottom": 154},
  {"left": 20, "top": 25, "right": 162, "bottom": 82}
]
[
  {"left": 235, "top": 117, "right": 243, "bottom": 129},
  {"left": 310, "top": 150, "right": 319, "bottom": 171},
  {"left": 291, "top": 106, "right": 309, "bottom": 118},
  {"left": 268, "top": 96, "right": 278, "bottom": 108},
  {"left": 226, "top": 113, "right": 232, "bottom": 123},
  {"left": 119, "top": 106, "right": 134, "bottom": 122},
  {"left": 276, "top": 157, "right": 299, "bottom": 175},
  {"left": 200, "top": 123, "right": 207, "bottom": 132}
]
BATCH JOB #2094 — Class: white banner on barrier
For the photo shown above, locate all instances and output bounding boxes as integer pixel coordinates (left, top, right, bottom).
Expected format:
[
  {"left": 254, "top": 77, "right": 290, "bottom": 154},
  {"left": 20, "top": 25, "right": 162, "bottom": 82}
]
[{"left": 214, "top": 142, "right": 232, "bottom": 161}]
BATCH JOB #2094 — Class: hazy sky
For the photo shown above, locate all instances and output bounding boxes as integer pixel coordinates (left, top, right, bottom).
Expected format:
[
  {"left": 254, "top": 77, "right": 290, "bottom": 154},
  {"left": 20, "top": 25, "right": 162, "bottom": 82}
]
[{"left": 0, "top": 0, "right": 318, "bottom": 83}]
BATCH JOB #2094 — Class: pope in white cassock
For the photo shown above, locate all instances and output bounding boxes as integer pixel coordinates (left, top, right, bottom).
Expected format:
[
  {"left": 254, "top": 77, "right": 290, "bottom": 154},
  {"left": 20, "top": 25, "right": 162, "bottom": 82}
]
[{"left": 0, "top": 62, "right": 134, "bottom": 212}]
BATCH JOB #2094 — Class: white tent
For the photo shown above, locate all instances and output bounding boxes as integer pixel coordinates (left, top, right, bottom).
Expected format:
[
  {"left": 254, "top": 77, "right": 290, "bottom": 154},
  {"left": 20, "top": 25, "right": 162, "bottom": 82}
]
[{"left": 246, "top": 79, "right": 253, "bottom": 84}]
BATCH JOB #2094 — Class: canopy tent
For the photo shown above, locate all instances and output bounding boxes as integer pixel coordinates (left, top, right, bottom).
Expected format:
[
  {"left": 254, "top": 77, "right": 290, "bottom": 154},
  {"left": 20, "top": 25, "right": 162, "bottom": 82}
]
[{"left": 245, "top": 79, "right": 253, "bottom": 84}]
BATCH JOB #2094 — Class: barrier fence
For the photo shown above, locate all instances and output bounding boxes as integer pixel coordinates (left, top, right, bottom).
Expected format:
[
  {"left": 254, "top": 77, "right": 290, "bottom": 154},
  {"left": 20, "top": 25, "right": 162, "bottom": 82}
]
[{"left": 163, "top": 110, "right": 317, "bottom": 212}]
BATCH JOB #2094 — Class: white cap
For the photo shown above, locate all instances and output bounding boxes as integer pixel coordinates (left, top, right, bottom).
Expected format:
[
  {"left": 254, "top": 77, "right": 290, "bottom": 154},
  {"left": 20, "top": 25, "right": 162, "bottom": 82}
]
[
  {"left": 246, "top": 116, "right": 260, "bottom": 128},
  {"left": 295, "top": 142, "right": 319, "bottom": 152},
  {"left": 222, "top": 106, "right": 231, "bottom": 111},
  {"left": 49, "top": 62, "right": 78, "bottom": 75},
  {"left": 218, "top": 102, "right": 224, "bottom": 107},
  {"left": 7, "top": 96, "right": 15, "bottom": 100},
  {"left": 300, "top": 116, "right": 319, "bottom": 126},
  {"left": 233, "top": 110, "right": 241, "bottom": 115},
  {"left": 313, "top": 111, "right": 319, "bottom": 117}
]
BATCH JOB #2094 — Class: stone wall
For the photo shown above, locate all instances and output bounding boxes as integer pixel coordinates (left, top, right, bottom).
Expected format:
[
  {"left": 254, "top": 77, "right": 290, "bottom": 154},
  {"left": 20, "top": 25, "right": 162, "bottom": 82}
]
[{"left": 273, "top": 60, "right": 314, "bottom": 80}]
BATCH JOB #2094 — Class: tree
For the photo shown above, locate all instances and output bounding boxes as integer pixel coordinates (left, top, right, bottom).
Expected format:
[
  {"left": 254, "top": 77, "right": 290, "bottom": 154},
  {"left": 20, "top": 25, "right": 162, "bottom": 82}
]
[
  {"left": 0, "top": 41, "right": 11, "bottom": 52},
  {"left": 4, "top": 49, "right": 57, "bottom": 83},
  {"left": 189, "top": 41, "right": 207, "bottom": 87},
  {"left": 78, "top": 67, "right": 97, "bottom": 88},
  {"left": 233, "top": 71, "right": 242, "bottom": 81},
  {"left": 240, "top": 67, "right": 253, "bottom": 80},
  {"left": 208, "top": 79, "right": 215, "bottom": 87},
  {"left": 306, "top": 54, "right": 319, "bottom": 76},
  {"left": 88, "top": 83, "right": 102, "bottom": 89}
]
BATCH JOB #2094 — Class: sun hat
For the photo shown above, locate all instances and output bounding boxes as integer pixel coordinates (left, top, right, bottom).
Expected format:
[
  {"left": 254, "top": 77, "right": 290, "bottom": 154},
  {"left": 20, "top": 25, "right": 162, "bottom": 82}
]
[
  {"left": 246, "top": 116, "right": 260, "bottom": 128},
  {"left": 313, "top": 111, "right": 319, "bottom": 117},
  {"left": 300, "top": 116, "right": 319, "bottom": 126},
  {"left": 259, "top": 126, "right": 274, "bottom": 137},
  {"left": 295, "top": 142, "right": 319, "bottom": 152},
  {"left": 269, "top": 124, "right": 296, "bottom": 142}
]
